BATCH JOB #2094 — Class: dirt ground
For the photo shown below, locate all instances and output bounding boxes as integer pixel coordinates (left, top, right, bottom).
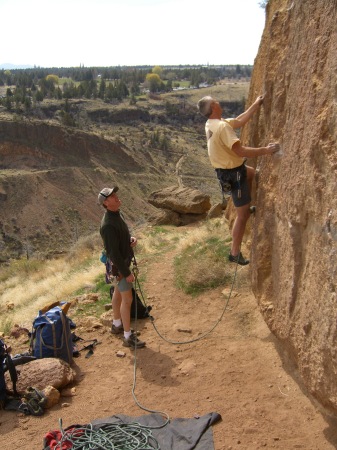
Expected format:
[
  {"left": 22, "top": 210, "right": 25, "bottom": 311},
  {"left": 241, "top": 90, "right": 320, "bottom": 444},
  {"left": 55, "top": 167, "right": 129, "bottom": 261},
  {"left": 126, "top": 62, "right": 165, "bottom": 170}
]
[{"left": 1, "top": 246, "right": 337, "bottom": 450}]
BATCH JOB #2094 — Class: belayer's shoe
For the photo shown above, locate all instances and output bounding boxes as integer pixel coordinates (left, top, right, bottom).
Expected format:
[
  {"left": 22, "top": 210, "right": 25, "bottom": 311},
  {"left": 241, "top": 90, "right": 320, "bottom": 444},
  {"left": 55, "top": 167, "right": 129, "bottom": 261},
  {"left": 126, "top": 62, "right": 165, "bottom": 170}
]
[
  {"left": 228, "top": 252, "right": 250, "bottom": 266},
  {"left": 111, "top": 324, "right": 136, "bottom": 335},
  {"left": 111, "top": 323, "right": 124, "bottom": 335},
  {"left": 123, "top": 332, "right": 146, "bottom": 349}
]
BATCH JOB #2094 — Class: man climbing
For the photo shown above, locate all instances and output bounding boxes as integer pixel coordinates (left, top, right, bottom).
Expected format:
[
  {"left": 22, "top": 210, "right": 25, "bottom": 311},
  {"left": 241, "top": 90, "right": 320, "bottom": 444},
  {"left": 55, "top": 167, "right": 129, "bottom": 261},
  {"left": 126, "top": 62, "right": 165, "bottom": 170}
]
[
  {"left": 197, "top": 95, "right": 280, "bottom": 265},
  {"left": 98, "top": 186, "right": 145, "bottom": 349}
]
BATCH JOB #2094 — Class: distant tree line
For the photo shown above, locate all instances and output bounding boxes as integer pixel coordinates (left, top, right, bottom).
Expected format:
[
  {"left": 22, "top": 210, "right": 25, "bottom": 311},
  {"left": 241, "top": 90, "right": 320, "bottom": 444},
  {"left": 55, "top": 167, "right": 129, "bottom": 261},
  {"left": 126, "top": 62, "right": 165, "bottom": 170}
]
[{"left": 0, "top": 64, "right": 252, "bottom": 112}]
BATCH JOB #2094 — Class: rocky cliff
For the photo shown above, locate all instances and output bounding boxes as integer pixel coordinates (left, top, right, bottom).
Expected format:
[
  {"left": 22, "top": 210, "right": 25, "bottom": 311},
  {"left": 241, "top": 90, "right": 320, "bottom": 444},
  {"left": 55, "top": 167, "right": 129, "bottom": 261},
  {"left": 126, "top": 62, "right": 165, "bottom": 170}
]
[{"left": 243, "top": 0, "right": 337, "bottom": 412}]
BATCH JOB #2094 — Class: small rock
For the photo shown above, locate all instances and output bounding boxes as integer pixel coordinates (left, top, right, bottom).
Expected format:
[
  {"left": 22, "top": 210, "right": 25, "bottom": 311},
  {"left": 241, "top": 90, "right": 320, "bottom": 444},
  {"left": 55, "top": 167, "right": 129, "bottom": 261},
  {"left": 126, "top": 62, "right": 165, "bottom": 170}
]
[
  {"left": 116, "top": 351, "right": 126, "bottom": 358},
  {"left": 43, "top": 385, "right": 60, "bottom": 409},
  {"left": 221, "top": 288, "right": 239, "bottom": 298},
  {"left": 61, "top": 387, "right": 76, "bottom": 397}
]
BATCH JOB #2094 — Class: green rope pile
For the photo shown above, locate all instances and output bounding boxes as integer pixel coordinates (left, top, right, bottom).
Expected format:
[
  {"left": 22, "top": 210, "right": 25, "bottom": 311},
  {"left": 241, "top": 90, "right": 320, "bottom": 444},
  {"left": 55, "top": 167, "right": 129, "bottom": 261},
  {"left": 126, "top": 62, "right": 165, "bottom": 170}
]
[{"left": 56, "top": 422, "right": 160, "bottom": 449}]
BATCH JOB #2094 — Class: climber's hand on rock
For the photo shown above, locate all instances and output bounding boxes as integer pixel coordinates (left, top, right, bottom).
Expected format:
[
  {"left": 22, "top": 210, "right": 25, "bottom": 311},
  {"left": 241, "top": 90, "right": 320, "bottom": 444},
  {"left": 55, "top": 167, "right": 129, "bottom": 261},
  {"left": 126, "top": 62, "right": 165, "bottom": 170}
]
[
  {"left": 266, "top": 142, "right": 280, "bottom": 154},
  {"left": 255, "top": 95, "right": 264, "bottom": 106}
]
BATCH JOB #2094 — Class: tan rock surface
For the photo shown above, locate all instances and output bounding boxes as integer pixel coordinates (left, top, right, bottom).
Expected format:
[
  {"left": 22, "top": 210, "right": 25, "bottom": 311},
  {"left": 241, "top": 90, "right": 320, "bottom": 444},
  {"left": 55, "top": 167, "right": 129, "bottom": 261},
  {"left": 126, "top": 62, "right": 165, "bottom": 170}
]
[{"left": 240, "top": 0, "right": 337, "bottom": 413}]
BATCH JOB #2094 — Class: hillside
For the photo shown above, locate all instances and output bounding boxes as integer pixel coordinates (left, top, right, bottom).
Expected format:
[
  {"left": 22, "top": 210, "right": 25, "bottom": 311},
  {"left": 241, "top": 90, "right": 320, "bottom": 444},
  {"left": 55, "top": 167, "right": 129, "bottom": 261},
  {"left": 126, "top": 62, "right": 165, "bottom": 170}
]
[{"left": 0, "top": 82, "right": 248, "bottom": 261}]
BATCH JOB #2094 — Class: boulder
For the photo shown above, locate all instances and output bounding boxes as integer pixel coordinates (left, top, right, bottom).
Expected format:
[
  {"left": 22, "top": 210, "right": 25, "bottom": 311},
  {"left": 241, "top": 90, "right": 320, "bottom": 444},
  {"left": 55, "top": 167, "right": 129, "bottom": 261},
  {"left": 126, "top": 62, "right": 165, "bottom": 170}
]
[
  {"left": 207, "top": 203, "right": 226, "bottom": 219},
  {"left": 6, "top": 358, "right": 75, "bottom": 394},
  {"left": 147, "top": 208, "right": 181, "bottom": 226},
  {"left": 148, "top": 186, "right": 211, "bottom": 215}
]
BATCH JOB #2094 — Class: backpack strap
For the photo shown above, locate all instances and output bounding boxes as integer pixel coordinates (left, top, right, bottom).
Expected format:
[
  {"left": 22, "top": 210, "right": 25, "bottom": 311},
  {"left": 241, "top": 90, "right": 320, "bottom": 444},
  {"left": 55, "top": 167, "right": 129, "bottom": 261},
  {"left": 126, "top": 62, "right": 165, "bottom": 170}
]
[
  {"left": 1, "top": 340, "right": 19, "bottom": 398},
  {"left": 4, "top": 353, "right": 18, "bottom": 396}
]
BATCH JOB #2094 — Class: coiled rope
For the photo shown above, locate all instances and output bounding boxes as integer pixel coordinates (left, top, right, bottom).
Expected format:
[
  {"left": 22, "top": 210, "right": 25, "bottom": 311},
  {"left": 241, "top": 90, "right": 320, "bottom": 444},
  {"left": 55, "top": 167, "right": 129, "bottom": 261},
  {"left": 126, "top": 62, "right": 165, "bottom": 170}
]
[{"left": 55, "top": 419, "right": 160, "bottom": 449}]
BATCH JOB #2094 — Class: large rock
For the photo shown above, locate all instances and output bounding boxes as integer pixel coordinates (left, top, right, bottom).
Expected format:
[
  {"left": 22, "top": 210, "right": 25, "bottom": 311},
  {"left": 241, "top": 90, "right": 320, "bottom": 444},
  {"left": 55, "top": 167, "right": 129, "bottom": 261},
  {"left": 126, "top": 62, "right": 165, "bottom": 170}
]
[
  {"left": 148, "top": 186, "right": 211, "bottom": 215},
  {"left": 6, "top": 358, "right": 76, "bottom": 394},
  {"left": 242, "top": 0, "right": 337, "bottom": 413},
  {"left": 147, "top": 208, "right": 181, "bottom": 226}
]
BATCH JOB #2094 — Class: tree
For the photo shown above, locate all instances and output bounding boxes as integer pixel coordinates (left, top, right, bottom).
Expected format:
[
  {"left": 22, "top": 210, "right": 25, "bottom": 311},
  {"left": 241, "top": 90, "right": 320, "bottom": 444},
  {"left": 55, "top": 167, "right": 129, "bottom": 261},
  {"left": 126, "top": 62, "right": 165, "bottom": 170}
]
[
  {"left": 165, "top": 79, "right": 173, "bottom": 92},
  {"left": 4, "top": 96, "right": 12, "bottom": 111},
  {"left": 24, "top": 96, "right": 32, "bottom": 111},
  {"left": 55, "top": 87, "right": 63, "bottom": 99},
  {"left": 98, "top": 79, "right": 106, "bottom": 99},
  {"left": 46, "top": 74, "right": 59, "bottom": 85},
  {"left": 145, "top": 73, "right": 162, "bottom": 93},
  {"left": 152, "top": 66, "right": 163, "bottom": 77},
  {"left": 35, "top": 90, "right": 44, "bottom": 102}
]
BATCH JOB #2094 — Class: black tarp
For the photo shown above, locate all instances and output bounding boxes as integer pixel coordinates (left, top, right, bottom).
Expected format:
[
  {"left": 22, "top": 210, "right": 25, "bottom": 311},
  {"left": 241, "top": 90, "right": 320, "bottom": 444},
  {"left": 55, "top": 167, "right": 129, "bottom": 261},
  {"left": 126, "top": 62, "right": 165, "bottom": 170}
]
[{"left": 91, "top": 411, "right": 222, "bottom": 450}]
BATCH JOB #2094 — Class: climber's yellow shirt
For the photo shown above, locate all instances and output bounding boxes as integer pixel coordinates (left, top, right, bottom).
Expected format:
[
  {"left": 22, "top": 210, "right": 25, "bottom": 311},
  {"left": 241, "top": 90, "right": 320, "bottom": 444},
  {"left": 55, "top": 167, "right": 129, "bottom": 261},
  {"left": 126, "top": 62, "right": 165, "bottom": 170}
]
[{"left": 205, "top": 118, "right": 244, "bottom": 169}]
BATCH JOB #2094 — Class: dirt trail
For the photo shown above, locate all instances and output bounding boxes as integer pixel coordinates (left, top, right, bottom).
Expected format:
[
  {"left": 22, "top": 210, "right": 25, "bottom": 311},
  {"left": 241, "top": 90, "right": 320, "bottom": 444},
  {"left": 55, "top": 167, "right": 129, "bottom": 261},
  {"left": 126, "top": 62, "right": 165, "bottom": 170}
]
[{"left": 1, "top": 245, "right": 337, "bottom": 449}]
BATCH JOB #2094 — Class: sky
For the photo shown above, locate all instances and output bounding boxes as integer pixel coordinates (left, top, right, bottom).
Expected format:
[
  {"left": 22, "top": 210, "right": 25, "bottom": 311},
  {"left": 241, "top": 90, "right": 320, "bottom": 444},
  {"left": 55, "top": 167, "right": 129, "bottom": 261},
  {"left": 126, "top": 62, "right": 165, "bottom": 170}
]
[{"left": 0, "top": 0, "right": 266, "bottom": 68}]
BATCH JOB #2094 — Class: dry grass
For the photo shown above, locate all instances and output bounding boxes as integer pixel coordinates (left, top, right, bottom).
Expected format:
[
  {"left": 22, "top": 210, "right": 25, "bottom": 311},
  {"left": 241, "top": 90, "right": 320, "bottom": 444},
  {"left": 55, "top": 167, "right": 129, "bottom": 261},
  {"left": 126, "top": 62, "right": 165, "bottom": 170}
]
[
  {"left": 173, "top": 219, "right": 234, "bottom": 295},
  {"left": 0, "top": 234, "right": 103, "bottom": 332},
  {"left": 0, "top": 218, "right": 247, "bottom": 333},
  {"left": 174, "top": 81, "right": 250, "bottom": 108}
]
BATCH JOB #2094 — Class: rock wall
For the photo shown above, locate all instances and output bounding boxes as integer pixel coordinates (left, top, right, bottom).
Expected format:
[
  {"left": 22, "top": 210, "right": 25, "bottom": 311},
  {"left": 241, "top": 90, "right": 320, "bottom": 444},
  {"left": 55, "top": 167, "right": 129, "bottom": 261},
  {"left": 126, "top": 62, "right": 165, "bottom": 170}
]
[{"left": 242, "top": 0, "right": 337, "bottom": 412}]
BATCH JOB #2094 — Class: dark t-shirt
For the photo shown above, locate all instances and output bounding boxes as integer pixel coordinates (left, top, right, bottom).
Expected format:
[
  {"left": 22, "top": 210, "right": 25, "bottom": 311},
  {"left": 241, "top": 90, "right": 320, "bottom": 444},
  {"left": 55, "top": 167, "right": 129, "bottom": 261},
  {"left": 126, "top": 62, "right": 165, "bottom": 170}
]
[{"left": 100, "top": 210, "right": 133, "bottom": 277}]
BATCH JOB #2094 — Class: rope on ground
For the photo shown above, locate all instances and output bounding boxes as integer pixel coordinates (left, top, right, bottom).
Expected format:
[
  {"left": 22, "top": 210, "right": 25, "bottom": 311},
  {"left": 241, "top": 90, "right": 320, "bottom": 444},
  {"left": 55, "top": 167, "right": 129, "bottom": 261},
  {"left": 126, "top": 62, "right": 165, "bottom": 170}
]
[
  {"left": 128, "top": 252, "right": 240, "bottom": 427},
  {"left": 134, "top": 256, "right": 240, "bottom": 345},
  {"left": 56, "top": 419, "right": 160, "bottom": 449},
  {"left": 130, "top": 278, "right": 171, "bottom": 429}
]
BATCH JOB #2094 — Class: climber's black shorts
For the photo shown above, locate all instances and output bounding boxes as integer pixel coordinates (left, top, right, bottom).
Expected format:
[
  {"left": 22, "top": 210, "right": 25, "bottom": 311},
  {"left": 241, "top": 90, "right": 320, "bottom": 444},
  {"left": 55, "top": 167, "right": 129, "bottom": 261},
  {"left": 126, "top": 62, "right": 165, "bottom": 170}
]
[{"left": 215, "top": 163, "right": 251, "bottom": 207}]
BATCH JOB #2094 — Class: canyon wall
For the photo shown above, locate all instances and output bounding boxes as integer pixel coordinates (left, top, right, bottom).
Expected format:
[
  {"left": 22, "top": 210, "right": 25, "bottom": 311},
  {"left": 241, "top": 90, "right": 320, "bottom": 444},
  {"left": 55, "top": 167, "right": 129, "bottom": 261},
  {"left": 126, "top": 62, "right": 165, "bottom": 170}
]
[{"left": 242, "top": 0, "right": 337, "bottom": 412}]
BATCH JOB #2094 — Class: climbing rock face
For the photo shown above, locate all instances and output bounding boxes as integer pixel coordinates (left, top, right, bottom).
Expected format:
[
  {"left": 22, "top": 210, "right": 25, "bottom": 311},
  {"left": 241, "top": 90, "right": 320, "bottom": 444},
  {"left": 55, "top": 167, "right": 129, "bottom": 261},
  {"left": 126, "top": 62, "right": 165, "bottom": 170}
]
[{"left": 243, "top": 0, "right": 337, "bottom": 412}]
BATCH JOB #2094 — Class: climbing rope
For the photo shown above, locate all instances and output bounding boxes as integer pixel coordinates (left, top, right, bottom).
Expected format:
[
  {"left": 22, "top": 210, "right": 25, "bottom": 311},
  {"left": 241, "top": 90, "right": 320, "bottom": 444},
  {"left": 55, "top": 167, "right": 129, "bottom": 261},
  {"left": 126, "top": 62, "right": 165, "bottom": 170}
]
[
  {"left": 129, "top": 262, "right": 171, "bottom": 428},
  {"left": 55, "top": 419, "right": 160, "bottom": 449},
  {"left": 107, "top": 244, "right": 240, "bottom": 435},
  {"left": 127, "top": 252, "right": 240, "bottom": 427},
  {"left": 133, "top": 255, "right": 240, "bottom": 346}
]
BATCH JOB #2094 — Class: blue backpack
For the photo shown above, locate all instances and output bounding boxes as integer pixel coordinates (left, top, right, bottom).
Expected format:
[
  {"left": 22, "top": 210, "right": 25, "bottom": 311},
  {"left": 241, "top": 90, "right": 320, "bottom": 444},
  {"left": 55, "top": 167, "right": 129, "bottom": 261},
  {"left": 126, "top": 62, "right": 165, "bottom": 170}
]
[{"left": 31, "top": 302, "right": 74, "bottom": 364}]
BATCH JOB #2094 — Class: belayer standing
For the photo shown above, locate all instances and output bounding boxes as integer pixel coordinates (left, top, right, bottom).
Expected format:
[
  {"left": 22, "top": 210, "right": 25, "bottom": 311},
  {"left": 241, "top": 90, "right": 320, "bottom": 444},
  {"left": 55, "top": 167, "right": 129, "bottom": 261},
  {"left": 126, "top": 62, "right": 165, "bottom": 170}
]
[
  {"left": 197, "top": 95, "right": 280, "bottom": 265},
  {"left": 98, "top": 186, "right": 145, "bottom": 349}
]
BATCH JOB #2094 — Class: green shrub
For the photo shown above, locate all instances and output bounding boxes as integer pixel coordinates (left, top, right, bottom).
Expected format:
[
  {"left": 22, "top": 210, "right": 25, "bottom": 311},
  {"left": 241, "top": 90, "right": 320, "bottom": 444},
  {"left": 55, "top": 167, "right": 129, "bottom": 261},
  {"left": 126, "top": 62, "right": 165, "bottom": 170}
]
[{"left": 174, "top": 237, "right": 231, "bottom": 296}]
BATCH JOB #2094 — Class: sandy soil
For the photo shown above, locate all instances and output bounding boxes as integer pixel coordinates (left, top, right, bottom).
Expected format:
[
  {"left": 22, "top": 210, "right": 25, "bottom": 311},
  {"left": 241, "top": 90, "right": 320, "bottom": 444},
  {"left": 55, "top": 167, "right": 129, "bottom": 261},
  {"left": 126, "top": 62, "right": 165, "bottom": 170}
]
[{"left": 1, "top": 246, "right": 337, "bottom": 450}]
